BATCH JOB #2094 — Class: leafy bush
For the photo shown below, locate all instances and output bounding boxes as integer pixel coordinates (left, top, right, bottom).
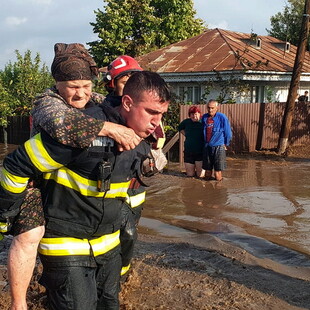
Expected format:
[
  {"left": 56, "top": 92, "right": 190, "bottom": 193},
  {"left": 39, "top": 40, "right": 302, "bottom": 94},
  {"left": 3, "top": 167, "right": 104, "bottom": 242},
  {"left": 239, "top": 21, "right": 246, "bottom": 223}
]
[{"left": 0, "top": 50, "right": 54, "bottom": 126}]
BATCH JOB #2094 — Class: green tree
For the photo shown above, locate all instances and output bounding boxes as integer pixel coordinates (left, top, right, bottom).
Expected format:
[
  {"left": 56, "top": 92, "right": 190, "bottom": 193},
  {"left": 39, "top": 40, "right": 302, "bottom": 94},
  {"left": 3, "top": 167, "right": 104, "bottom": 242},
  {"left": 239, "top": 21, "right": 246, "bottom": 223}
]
[
  {"left": 88, "top": 0, "right": 205, "bottom": 66},
  {"left": 267, "top": 0, "right": 308, "bottom": 48},
  {"left": 0, "top": 81, "right": 15, "bottom": 127},
  {"left": 162, "top": 93, "right": 181, "bottom": 138},
  {"left": 150, "top": 0, "right": 205, "bottom": 48},
  {"left": 0, "top": 50, "right": 54, "bottom": 116},
  {"left": 204, "top": 73, "right": 251, "bottom": 104}
]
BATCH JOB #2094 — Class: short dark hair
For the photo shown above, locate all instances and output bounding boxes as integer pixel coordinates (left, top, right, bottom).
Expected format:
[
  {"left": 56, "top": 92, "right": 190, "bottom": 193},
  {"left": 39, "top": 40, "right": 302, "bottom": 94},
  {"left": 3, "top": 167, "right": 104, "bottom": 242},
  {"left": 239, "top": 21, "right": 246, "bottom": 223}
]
[{"left": 123, "top": 71, "right": 171, "bottom": 103}]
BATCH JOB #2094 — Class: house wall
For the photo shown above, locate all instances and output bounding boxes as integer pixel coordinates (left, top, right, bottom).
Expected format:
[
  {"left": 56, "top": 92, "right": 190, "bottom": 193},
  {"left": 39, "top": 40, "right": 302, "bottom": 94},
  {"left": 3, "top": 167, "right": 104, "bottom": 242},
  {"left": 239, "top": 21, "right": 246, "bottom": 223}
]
[{"left": 169, "top": 81, "right": 309, "bottom": 104}]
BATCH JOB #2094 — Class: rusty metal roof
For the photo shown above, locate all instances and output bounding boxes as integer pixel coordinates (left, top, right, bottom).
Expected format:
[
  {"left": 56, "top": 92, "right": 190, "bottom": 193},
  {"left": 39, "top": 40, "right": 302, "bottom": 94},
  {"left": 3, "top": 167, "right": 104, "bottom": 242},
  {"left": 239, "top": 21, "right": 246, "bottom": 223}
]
[{"left": 137, "top": 28, "right": 310, "bottom": 74}]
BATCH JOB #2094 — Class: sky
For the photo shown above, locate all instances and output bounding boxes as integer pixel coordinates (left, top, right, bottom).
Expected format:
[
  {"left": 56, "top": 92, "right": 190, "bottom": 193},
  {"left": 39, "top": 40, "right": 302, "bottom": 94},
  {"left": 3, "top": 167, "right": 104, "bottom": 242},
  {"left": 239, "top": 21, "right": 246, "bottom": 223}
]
[{"left": 0, "top": 0, "right": 287, "bottom": 70}]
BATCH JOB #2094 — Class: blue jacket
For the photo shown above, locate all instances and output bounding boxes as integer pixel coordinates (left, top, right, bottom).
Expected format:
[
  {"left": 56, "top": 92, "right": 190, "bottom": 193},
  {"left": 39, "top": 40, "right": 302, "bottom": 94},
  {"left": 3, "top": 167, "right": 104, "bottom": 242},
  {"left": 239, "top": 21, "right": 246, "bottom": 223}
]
[{"left": 201, "top": 112, "right": 232, "bottom": 147}]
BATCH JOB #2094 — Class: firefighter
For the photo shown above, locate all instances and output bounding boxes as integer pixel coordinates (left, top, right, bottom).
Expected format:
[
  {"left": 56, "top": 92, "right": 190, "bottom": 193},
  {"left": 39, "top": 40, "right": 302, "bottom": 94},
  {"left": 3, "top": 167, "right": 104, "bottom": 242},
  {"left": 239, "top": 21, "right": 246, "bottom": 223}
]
[
  {"left": 3, "top": 44, "right": 142, "bottom": 310},
  {"left": 102, "top": 55, "right": 143, "bottom": 103},
  {"left": 0, "top": 70, "right": 170, "bottom": 309},
  {"left": 101, "top": 55, "right": 167, "bottom": 278}
]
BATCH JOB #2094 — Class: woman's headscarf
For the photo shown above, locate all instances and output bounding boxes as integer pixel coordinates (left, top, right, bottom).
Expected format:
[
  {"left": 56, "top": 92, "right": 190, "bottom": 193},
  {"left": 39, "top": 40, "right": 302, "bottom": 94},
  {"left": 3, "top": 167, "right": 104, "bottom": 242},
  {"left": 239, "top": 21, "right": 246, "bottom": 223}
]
[{"left": 51, "top": 43, "right": 98, "bottom": 81}]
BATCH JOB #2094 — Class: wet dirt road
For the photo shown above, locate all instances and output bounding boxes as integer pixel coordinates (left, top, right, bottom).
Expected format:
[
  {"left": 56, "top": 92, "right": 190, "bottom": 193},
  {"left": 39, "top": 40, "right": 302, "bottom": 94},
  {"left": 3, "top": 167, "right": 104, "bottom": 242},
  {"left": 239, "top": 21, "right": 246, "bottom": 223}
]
[{"left": 140, "top": 157, "right": 310, "bottom": 268}]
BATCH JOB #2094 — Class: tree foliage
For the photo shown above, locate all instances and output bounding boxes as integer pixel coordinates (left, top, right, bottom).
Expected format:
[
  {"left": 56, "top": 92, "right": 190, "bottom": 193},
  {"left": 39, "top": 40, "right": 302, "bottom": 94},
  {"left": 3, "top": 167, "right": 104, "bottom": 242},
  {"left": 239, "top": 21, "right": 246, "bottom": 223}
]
[
  {"left": 162, "top": 93, "right": 181, "bottom": 139},
  {"left": 0, "top": 50, "right": 54, "bottom": 122},
  {"left": 0, "top": 81, "right": 15, "bottom": 126},
  {"left": 267, "top": 0, "right": 308, "bottom": 48},
  {"left": 88, "top": 0, "right": 205, "bottom": 66}
]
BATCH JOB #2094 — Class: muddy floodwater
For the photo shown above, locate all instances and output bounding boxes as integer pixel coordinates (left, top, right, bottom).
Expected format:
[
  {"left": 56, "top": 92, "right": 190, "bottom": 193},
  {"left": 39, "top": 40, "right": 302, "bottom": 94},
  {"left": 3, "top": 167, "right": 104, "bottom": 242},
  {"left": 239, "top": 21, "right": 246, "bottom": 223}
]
[
  {"left": 140, "top": 158, "right": 310, "bottom": 269},
  {"left": 1, "top": 143, "right": 310, "bottom": 270}
]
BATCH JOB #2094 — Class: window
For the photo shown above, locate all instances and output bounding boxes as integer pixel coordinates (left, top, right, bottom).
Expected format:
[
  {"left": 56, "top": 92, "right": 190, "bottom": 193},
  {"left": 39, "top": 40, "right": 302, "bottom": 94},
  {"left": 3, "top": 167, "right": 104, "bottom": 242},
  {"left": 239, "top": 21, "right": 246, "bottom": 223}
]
[
  {"left": 255, "top": 86, "right": 265, "bottom": 103},
  {"left": 178, "top": 85, "right": 201, "bottom": 103}
]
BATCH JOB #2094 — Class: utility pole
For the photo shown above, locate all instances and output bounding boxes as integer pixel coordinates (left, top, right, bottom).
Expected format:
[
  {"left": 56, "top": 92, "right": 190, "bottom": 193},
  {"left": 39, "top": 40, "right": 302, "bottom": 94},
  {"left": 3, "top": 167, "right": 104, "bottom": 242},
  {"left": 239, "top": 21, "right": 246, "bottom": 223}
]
[{"left": 277, "top": 0, "right": 310, "bottom": 154}]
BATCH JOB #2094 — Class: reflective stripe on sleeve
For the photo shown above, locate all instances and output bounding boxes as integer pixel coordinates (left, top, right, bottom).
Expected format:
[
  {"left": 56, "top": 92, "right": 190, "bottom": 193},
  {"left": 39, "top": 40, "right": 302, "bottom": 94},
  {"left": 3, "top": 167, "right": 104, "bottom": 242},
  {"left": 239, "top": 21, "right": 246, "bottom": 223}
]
[
  {"left": 126, "top": 191, "right": 146, "bottom": 208},
  {"left": 0, "top": 168, "right": 28, "bottom": 193},
  {"left": 44, "top": 168, "right": 131, "bottom": 197},
  {"left": 24, "top": 133, "right": 63, "bottom": 172},
  {"left": 38, "top": 230, "right": 120, "bottom": 257},
  {"left": 0, "top": 222, "right": 9, "bottom": 233}
]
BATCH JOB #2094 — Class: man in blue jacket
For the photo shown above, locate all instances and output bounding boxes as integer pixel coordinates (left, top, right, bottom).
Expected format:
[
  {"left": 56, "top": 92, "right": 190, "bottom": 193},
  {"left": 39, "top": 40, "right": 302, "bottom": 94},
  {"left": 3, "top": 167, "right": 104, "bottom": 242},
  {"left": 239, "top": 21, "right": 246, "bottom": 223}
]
[{"left": 201, "top": 99, "right": 232, "bottom": 181}]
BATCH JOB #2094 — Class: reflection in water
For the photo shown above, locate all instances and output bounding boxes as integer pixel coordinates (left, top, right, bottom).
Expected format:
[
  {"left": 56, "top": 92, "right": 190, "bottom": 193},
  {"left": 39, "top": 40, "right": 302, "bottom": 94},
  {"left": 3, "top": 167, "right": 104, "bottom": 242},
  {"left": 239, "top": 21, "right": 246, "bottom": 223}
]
[
  {"left": 179, "top": 180, "right": 230, "bottom": 233},
  {"left": 278, "top": 167, "right": 305, "bottom": 226}
]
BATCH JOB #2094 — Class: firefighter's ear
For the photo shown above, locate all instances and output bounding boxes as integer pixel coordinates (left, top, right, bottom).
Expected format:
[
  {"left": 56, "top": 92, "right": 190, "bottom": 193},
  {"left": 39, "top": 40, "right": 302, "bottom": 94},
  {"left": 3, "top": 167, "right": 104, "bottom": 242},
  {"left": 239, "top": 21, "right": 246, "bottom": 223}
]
[{"left": 122, "top": 95, "right": 133, "bottom": 112}]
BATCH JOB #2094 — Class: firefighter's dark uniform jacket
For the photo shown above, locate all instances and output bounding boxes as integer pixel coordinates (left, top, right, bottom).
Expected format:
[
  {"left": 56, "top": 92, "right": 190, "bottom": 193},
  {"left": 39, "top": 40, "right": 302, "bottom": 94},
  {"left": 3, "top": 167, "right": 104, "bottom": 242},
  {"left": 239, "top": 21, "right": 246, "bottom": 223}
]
[
  {"left": 104, "top": 93, "right": 146, "bottom": 215},
  {"left": 0, "top": 104, "right": 151, "bottom": 266},
  {"left": 104, "top": 94, "right": 147, "bottom": 276}
]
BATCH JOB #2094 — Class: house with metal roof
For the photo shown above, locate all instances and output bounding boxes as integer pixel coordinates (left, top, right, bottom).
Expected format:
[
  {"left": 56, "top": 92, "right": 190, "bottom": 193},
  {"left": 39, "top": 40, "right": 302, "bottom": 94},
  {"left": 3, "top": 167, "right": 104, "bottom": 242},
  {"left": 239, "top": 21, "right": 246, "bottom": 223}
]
[{"left": 137, "top": 28, "right": 310, "bottom": 104}]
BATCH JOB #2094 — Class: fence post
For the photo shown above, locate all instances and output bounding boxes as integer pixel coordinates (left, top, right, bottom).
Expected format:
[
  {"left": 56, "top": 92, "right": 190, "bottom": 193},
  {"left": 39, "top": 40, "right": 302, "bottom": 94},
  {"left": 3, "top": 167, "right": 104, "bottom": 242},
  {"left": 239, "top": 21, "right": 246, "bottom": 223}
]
[
  {"left": 255, "top": 102, "right": 265, "bottom": 150},
  {"left": 2, "top": 126, "right": 8, "bottom": 146}
]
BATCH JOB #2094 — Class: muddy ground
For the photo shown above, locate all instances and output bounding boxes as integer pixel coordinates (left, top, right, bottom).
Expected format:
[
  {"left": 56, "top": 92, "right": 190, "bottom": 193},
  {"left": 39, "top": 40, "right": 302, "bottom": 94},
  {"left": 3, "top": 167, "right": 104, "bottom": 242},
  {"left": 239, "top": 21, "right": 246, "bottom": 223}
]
[
  {"left": 0, "top": 146, "right": 310, "bottom": 310},
  {"left": 1, "top": 227, "right": 309, "bottom": 310}
]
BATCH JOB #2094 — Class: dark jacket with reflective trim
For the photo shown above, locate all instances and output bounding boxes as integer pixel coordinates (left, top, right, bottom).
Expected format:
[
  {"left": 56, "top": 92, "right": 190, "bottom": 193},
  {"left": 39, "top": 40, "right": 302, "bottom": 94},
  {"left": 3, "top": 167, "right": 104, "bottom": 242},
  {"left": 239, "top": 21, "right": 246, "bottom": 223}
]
[
  {"left": 104, "top": 94, "right": 151, "bottom": 214},
  {"left": 1, "top": 104, "right": 150, "bottom": 240}
]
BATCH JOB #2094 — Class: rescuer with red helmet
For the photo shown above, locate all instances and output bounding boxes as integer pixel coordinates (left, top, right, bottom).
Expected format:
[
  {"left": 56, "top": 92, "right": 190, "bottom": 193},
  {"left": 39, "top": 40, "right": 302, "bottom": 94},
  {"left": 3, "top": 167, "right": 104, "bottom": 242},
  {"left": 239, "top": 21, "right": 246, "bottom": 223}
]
[{"left": 102, "top": 55, "right": 143, "bottom": 97}]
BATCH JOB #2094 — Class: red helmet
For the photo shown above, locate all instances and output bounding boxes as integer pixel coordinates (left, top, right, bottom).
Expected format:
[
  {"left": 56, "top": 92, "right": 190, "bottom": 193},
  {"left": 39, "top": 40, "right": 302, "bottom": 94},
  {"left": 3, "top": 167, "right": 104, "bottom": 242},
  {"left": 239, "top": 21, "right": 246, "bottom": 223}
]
[{"left": 104, "top": 55, "right": 143, "bottom": 88}]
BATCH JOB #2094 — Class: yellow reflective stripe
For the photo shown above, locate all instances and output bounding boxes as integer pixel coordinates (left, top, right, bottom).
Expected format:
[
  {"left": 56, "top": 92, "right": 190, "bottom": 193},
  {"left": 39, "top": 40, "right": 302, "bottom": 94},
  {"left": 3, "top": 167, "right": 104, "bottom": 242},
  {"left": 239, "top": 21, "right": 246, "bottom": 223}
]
[
  {"left": 44, "top": 168, "right": 130, "bottom": 197},
  {"left": 0, "top": 234, "right": 3, "bottom": 241},
  {"left": 89, "top": 230, "right": 120, "bottom": 256},
  {"left": 0, "top": 168, "right": 28, "bottom": 193},
  {"left": 38, "top": 237, "right": 91, "bottom": 256},
  {"left": 44, "top": 168, "right": 104, "bottom": 197},
  {"left": 105, "top": 182, "right": 131, "bottom": 199},
  {"left": 38, "top": 230, "right": 120, "bottom": 257},
  {"left": 126, "top": 192, "right": 146, "bottom": 208},
  {"left": 0, "top": 222, "right": 9, "bottom": 233},
  {"left": 121, "top": 264, "right": 131, "bottom": 276},
  {"left": 25, "top": 133, "right": 63, "bottom": 172}
]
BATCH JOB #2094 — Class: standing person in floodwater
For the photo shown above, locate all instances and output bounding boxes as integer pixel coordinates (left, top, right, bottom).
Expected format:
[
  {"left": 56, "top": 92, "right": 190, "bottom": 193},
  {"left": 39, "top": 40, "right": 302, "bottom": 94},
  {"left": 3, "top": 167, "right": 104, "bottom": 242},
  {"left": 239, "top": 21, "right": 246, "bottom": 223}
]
[
  {"left": 178, "top": 106, "right": 205, "bottom": 178},
  {"left": 201, "top": 100, "right": 232, "bottom": 181}
]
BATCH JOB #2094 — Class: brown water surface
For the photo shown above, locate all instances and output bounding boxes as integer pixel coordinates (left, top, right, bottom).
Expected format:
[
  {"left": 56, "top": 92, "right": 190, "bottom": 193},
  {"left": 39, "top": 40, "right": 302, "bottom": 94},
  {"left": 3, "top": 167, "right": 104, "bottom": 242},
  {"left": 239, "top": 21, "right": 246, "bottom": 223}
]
[{"left": 140, "top": 158, "right": 310, "bottom": 267}]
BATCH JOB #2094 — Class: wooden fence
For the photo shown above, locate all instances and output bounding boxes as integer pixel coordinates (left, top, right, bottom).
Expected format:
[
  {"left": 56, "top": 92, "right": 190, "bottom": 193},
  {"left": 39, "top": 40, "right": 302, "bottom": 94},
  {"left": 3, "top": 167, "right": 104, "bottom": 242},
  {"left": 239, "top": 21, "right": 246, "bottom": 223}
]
[{"left": 0, "top": 116, "right": 30, "bottom": 145}]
